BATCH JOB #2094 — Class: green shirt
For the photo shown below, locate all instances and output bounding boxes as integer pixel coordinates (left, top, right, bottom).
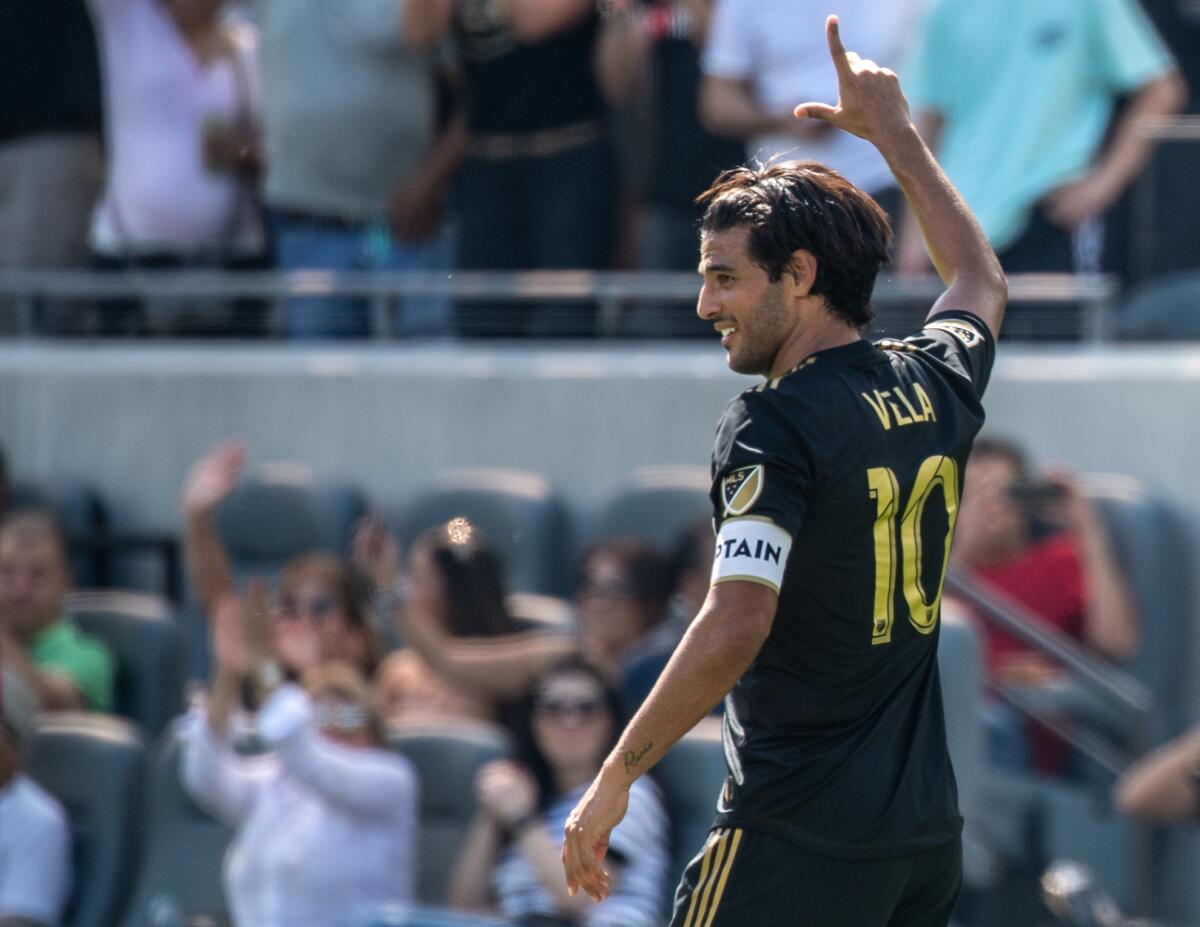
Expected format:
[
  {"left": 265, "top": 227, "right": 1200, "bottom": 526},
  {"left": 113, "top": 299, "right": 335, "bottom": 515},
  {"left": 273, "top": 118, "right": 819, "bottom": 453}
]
[
  {"left": 29, "top": 619, "right": 115, "bottom": 712},
  {"left": 904, "top": 0, "right": 1174, "bottom": 251}
]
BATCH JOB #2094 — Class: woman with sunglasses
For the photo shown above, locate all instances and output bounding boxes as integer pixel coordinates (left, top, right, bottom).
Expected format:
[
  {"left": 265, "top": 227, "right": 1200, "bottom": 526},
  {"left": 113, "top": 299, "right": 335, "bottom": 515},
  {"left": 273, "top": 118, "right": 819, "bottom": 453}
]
[
  {"left": 182, "top": 440, "right": 384, "bottom": 681},
  {"left": 448, "top": 657, "right": 668, "bottom": 926},
  {"left": 181, "top": 590, "right": 417, "bottom": 927}
]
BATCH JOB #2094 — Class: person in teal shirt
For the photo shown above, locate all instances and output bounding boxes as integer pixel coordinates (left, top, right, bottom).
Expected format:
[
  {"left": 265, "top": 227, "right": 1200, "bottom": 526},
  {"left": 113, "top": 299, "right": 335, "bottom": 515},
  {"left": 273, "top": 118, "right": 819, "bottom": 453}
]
[
  {"left": 0, "top": 508, "right": 114, "bottom": 712},
  {"left": 897, "top": 0, "right": 1185, "bottom": 275}
]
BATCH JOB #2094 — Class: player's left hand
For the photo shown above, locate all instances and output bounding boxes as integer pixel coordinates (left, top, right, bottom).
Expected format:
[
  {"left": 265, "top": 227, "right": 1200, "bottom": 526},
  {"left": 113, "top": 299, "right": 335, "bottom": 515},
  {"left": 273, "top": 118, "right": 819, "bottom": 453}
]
[
  {"left": 562, "top": 772, "right": 629, "bottom": 903},
  {"left": 792, "top": 15, "right": 911, "bottom": 145}
]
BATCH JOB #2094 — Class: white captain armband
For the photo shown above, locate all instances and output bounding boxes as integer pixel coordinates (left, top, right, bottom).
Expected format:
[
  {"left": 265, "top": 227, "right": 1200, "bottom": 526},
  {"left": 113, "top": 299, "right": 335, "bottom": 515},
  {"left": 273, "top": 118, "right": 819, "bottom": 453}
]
[{"left": 711, "top": 517, "right": 793, "bottom": 593}]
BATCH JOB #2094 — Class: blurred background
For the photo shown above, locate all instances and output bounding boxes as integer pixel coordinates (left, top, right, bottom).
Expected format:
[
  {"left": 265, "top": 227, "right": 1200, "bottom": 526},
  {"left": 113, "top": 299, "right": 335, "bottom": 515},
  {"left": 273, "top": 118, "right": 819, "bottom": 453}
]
[{"left": 1, "top": 0, "right": 1199, "bottom": 925}]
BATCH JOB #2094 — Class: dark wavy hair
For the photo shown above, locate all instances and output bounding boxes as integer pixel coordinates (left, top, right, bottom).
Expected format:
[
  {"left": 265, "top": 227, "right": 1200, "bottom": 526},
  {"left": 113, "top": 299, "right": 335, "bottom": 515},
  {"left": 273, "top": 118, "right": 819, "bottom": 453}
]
[
  {"left": 514, "top": 656, "right": 625, "bottom": 810},
  {"left": 415, "top": 520, "right": 515, "bottom": 638},
  {"left": 698, "top": 161, "right": 892, "bottom": 329}
]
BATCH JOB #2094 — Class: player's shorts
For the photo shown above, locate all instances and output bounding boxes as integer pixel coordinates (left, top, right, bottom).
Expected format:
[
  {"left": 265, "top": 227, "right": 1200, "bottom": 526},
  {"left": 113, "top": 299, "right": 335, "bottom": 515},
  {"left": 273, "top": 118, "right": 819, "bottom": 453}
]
[{"left": 668, "top": 827, "right": 962, "bottom": 927}]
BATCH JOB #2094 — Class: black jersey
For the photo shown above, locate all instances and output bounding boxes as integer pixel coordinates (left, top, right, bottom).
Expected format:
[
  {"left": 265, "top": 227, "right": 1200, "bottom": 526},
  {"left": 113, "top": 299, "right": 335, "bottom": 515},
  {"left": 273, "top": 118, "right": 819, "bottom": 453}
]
[{"left": 707, "top": 310, "right": 995, "bottom": 859}]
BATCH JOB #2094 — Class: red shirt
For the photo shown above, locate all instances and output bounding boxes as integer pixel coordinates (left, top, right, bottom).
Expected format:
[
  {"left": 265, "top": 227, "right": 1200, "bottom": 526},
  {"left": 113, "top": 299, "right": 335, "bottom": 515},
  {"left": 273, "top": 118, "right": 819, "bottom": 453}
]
[{"left": 973, "top": 533, "right": 1086, "bottom": 678}]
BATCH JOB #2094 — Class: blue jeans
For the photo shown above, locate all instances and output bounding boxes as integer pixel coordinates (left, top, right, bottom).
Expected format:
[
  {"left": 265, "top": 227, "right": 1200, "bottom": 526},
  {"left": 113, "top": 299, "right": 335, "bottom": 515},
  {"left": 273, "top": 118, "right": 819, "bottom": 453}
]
[{"left": 273, "top": 211, "right": 455, "bottom": 339}]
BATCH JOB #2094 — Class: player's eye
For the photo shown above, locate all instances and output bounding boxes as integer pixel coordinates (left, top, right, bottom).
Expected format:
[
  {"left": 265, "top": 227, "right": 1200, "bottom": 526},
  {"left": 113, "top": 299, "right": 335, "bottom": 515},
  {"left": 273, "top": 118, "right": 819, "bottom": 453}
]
[{"left": 717, "top": 274, "right": 734, "bottom": 286}]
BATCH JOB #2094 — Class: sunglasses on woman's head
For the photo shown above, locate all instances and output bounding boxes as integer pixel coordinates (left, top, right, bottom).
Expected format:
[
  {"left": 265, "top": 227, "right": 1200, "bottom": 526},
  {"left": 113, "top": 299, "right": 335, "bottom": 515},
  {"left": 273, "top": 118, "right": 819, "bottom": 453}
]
[{"left": 533, "top": 697, "right": 607, "bottom": 721}]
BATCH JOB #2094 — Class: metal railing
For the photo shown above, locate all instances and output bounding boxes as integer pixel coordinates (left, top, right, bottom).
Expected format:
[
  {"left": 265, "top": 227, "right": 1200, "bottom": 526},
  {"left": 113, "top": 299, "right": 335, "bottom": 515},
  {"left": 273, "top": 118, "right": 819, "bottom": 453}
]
[
  {"left": 946, "top": 566, "right": 1154, "bottom": 776},
  {"left": 0, "top": 269, "right": 1120, "bottom": 342}
]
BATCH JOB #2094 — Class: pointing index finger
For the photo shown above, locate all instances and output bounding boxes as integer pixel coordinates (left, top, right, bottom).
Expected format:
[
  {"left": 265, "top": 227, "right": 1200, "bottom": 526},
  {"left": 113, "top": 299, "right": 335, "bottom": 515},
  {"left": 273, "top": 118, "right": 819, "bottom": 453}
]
[{"left": 826, "top": 14, "right": 851, "bottom": 78}]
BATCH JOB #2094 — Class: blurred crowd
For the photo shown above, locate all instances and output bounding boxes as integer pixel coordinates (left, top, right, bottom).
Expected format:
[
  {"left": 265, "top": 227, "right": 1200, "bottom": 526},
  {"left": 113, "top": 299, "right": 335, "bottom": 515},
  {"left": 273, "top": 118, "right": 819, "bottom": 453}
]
[
  {"left": 0, "top": 429, "right": 1195, "bottom": 926},
  {"left": 0, "top": 0, "right": 1195, "bottom": 337}
]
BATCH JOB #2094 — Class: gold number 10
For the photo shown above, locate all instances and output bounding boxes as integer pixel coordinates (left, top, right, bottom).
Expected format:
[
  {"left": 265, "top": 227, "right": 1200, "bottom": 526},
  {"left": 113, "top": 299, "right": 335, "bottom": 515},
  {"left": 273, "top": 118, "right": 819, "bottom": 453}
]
[{"left": 866, "top": 455, "right": 960, "bottom": 645}]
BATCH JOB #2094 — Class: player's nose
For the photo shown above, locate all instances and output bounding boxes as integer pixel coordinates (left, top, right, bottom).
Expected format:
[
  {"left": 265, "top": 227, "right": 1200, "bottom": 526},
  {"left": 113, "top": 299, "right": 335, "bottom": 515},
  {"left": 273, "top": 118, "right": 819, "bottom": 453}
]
[{"left": 697, "top": 283, "right": 718, "bottom": 320}]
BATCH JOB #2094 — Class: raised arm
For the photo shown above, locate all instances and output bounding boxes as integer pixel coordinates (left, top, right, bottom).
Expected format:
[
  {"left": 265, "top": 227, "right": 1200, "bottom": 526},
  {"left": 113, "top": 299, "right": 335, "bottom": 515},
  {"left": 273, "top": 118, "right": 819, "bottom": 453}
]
[
  {"left": 794, "top": 16, "right": 1006, "bottom": 339},
  {"left": 180, "top": 440, "right": 245, "bottom": 618},
  {"left": 562, "top": 579, "right": 776, "bottom": 901}
]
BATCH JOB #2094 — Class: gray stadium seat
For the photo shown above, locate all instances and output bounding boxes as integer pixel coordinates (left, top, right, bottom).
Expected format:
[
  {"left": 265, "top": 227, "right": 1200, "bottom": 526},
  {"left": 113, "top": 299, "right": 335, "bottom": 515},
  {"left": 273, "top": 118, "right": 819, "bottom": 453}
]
[
  {"left": 1114, "top": 271, "right": 1200, "bottom": 341},
  {"left": 654, "top": 719, "right": 727, "bottom": 905},
  {"left": 588, "top": 466, "right": 712, "bottom": 551},
  {"left": 390, "top": 720, "right": 512, "bottom": 905},
  {"left": 67, "top": 590, "right": 186, "bottom": 739},
  {"left": 395, "top": 468, "right": 572, "bottom": 596},
  {"left": 937, "top": 608, "right": 998, "bottom": 890},
  {"left": 122, "top": 731, "right": 235, "bottom": 927},
  {"left": 27, "top": 713, "right": 149, "bottom": 927}
]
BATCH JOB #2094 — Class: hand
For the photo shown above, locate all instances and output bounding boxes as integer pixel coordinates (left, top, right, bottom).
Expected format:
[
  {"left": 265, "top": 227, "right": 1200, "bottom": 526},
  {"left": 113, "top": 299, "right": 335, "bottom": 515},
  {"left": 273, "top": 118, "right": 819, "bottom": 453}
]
[
  {"left": 774, "top": 111, "right": 835, "bottom": 142},
  {"left": 562, "top": 772, "right": 629, "bottom": 903},
  {"left": 793, "top": 16, "right": 912, "bottom": 146},
  {"left": 1043, "top": 172, "right": 1119, "bottom": 230},
  {"left": 352, "top": 514, "right": 403, "bottom": 590},
  {"left": 475, "top": 760, "right": 539, "bottom": 827},
  {"left": 1039, "top": 466, "right": 1096, "bottom": 532},
  {"left": 388, "top": 173, "right": 445, "bottom": 244},
  {"left": 275, "top": 619, "right": 322, "bottom": 676},
  {"left": 181, "top": 439, "right": 246, "bottom": 519}
]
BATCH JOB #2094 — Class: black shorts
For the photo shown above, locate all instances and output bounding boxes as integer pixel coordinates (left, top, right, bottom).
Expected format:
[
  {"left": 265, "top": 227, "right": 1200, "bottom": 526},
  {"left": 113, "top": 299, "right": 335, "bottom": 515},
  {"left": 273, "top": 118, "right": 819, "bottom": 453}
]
[{"left": 668, "top": 827, "right": 962, "bottom": 927}]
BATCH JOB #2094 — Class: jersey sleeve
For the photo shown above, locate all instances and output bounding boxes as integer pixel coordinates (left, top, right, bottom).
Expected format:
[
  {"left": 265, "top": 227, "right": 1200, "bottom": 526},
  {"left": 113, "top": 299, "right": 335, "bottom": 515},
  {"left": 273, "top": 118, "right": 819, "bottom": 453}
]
[
  {"left": 903, "top": 310, "right": 996, "bottom": 400},
  {"left": 708, "top": 392, "right": 813, "bottom": 594}
]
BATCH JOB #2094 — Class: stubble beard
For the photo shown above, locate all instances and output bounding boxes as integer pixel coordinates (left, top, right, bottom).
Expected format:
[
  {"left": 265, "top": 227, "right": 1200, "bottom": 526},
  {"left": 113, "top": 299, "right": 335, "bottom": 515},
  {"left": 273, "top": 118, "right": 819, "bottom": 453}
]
[{"left": 728, "top": 283, "right": 792, "bottom": 377}]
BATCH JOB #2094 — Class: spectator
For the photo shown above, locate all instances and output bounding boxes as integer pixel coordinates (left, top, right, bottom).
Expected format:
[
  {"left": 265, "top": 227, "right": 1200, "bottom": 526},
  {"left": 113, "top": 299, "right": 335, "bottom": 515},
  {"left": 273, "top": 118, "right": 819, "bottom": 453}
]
[
  {"left": 0, "top": 669, "right": 72, "bottom": 927},
  {"left": 700, "top": 0, "right": 925, "bottom": 220},
  {"left": 620, "top": 519, "right": 714, "bottom": 714},
  {"left": 950, "top": 438, "right": 1139, "bottom": 773},
  {"left": 87, "top": 0, "right": 266, "bottom": 334},
  {"left": 1115, "top": 725, "right": 1200, "bottom": 822},
  {"left": 355, "top": 514, "right": 574, "bottom": 722},
  {"left": 0, "top": 0, "right": 103, "bottom": 273},
  {"left": 408, "top": 0, "right": 623, "bottom": 335},
  {"left": 575, "top": 538, "right": 674, "bottom": 680},
  {"left": 182, "top": 593, "right": 417, "bottom": 927},
  {"left": 252, "top": 0, "right": 464, "bottom": 339},
  {"left": 181, "top": 440, "right": 384, "bottom": 679},
  {"left": 449, "top": 656, "right": 668, "bottom": 926},
  {"left": 898, "top": 0, "right": 1187, "bottom": 276},
  {"left": 0, "top": 508, "right": 115, "bottom": 712}
]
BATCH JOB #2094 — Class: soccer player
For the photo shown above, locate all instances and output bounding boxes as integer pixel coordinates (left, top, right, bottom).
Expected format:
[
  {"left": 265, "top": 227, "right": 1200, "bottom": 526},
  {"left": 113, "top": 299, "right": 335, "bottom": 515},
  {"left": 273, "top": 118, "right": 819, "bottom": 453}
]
[{"left": 561, "top": 14, "right": 1006, "bottom": 927}]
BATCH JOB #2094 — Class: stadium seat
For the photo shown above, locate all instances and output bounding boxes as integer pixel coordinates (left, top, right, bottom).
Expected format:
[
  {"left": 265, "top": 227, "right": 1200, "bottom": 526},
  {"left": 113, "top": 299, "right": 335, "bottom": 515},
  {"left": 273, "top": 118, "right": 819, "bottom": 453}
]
[
  {"left": 1114, "top": 270, "right": 1200, "bottom": 341},
  {"left": 390, "top": 720, "right": 513, "bottom": 905},
  {"left": 654, "top": 719, "right": 727, "bottom": 905},
  {"left": 937, "top": 608, "right": 998, "bottom": 890},
  {"left": 26, "top": 713, "right": 149, "bottom": 927},
  {"left": 394, "top": 468, "right": 572, "bottom": 597},
  {"left": 122, "top": 730, "right": 235, "bottom": 927},
  {"left": 587, "top": 465, "right": 712, "bottom": 551},
  {"left": 66, "top": 590, "right": 186, "bottom": 739},
  {"left": 214, "top": 462, "right": 366, "bottom": 575}
]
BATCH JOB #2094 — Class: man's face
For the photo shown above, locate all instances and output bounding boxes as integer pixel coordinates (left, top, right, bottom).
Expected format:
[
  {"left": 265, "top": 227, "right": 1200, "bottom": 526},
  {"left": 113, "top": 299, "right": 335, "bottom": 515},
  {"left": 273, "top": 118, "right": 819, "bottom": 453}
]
[
  {"left": 697, "top": 226, "right": 795, "bottom": 376},
  {"left": 0, "top": 531, "right": 70, "bottom": 639}
]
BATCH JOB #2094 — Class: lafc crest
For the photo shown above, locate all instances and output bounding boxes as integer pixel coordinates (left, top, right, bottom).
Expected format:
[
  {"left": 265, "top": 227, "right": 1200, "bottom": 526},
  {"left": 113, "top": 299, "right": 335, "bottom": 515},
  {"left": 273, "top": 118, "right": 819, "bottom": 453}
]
[{"left": 722, "top": 465, "right": 764, "bottom": 516}]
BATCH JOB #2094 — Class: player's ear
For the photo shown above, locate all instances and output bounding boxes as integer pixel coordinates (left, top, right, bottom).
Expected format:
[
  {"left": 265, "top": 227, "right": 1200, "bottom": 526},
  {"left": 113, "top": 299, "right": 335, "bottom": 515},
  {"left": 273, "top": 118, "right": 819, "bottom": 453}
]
[{"left": 788, "top": 249, "right": 818, "bottom": 298}]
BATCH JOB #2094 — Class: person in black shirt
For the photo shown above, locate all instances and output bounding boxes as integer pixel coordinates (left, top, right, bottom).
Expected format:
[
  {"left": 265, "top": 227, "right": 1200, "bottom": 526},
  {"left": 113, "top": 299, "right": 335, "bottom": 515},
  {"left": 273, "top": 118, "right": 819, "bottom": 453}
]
[{"left": 562, "top": 16, "right": 1007, "bottom": 927}]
